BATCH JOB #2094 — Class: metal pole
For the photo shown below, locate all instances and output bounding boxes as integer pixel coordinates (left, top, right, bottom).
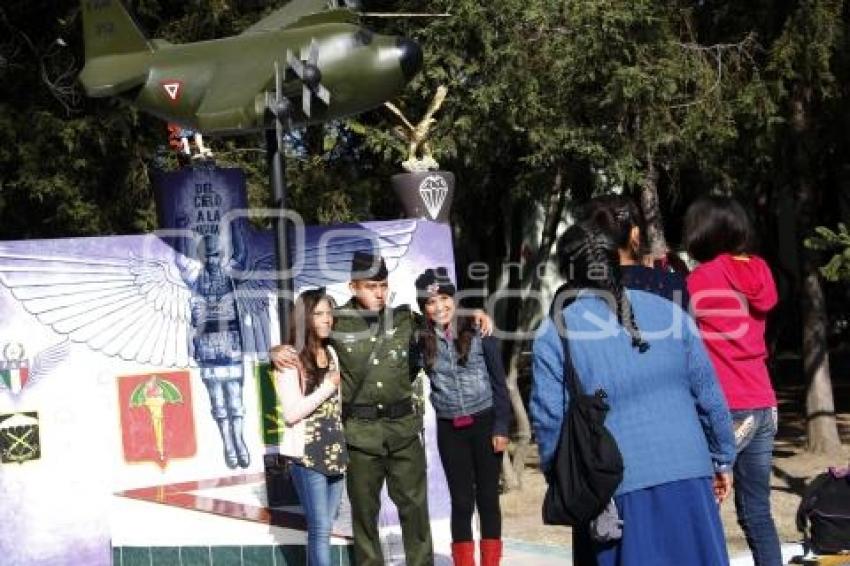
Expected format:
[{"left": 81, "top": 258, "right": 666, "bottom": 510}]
[{"left": 266, "top": 127, "right": 291, "bottom": 345}]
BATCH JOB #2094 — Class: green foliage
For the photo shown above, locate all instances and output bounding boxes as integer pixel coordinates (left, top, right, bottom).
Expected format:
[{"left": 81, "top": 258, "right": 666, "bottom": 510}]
[
  {"left": 805, "top": 224, "right": 850, "bottom": 282},
  {"left": 0, "top": 0, "right": 845, "bottom": 289}
]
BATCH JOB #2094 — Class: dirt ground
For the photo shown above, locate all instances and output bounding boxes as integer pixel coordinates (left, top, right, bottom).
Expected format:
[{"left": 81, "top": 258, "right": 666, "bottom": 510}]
[{"left": 498, "top": 353, "right": 850, "bottom": 556}]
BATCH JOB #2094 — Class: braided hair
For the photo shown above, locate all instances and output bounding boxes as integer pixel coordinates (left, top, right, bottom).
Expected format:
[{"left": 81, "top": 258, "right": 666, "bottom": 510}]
[
  {"left": 578, "top": 194, "right": 648, "bottom": 262},
  {"left": 556, "top": 223, "right": 650, "bottom": 352}
]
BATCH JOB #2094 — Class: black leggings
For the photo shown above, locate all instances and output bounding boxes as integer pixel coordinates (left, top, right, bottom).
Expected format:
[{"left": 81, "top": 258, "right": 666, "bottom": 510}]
[{"left": 436, "top": 409, "right": 502, "bottom": 542}]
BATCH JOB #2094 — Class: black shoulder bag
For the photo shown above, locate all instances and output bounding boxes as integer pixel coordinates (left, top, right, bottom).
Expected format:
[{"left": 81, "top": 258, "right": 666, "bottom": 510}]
[
  {"left": 796, "top": 467, "right": 850, "bottom": 554},
  {"left": 542, "top": 309, "right": 625, "bottom": 526}
]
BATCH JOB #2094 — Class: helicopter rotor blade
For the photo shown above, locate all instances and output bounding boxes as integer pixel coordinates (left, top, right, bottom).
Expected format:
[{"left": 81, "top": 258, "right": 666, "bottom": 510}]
[
  {"left": 315, "top": 83, "right": 331, "bottom": 106},
  {"left": 302, "top": 84, "right": 312, "bottom": 118},
  {"left": 275, "top": 61, "right": 284, "bottom": 140},
  {"left": 287, "top": 50, "right": 304, "bottom": 79},
  {"left": 286, "top": 41, "right": 332, "bottom": 118},
  {"left": 308, "top": 38, "right": 320, "bottom": 68}
]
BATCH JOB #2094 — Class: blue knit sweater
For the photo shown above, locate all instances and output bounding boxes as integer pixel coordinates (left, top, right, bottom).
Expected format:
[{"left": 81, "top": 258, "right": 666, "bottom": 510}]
[{"left": 531, "top": 289, "right": 735, "bottom": 496}]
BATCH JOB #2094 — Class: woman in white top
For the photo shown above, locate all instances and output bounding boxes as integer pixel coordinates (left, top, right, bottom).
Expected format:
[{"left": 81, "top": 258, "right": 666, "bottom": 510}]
[{"left": 273, "top": 288, "right": 347, "bottom": 566}]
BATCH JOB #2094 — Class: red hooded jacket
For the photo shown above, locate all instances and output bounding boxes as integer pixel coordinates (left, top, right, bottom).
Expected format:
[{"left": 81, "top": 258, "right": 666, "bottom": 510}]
[{"left": 687, "top": 254, "right": 778, "bottom": 409}]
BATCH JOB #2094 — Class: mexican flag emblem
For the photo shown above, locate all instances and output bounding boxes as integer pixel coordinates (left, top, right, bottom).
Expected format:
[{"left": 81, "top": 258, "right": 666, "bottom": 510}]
[
  {"left": 118, "top": 372, "right": 196, "bottom": 468},
  {"left": 0, "top": 361, "right": 29, "bottom": 396}
]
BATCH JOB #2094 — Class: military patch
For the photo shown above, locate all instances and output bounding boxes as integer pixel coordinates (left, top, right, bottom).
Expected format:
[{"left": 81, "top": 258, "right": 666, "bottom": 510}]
[
  {"left": 160, "top": 80, "right": 183, "bottom": 103},
  {"left": 0, "top": 411, "right": 41, "bottom": 464},
  {"left": 118, "top": 372, "right": 196, "bottom": 468},
  {"left": 0, "top": 358, "right": 28, "bottom": 396},
  {"left": 0, "top": 340, "right": 70, "bottom": 398}
]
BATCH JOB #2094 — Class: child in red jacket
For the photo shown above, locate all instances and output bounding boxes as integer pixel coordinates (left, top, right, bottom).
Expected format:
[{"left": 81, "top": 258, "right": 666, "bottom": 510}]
[{"left": 684, "top": 196, "right": 781, "bottom": 566}]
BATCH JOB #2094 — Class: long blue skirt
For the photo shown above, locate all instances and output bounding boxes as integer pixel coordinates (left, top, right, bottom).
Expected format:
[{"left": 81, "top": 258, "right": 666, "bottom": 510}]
[{"left": 573, "top": 477, "right": 730, "bottom": 566}]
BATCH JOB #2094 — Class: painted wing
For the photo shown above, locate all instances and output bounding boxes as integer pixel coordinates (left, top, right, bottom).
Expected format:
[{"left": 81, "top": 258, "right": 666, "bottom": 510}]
[
  {"left": 194, "top": 63, "right": 277, "bottom": 129},
  {"left": 234, "top": 251, "right": 277, "bottom": 362},
  {"left": 241, "top": 1, "right": 356, "bottom": 34},
  {"left": 0, "top": 252, "right": 192, "bottom": 368},
  {"left": 231, "top": 220, "right": 418, "bottom": 357},
  {"left": 26, "top": 339, "right": 71, "bottom": 386},
  {"left": 294, "top": 220, "right": 417, "bottom": 288}
]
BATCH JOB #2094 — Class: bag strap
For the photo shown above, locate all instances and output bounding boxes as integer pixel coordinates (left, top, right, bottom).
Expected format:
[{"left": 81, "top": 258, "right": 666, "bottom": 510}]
[{"left": 549, "top": 289, "right": 584, "bottom": 410}]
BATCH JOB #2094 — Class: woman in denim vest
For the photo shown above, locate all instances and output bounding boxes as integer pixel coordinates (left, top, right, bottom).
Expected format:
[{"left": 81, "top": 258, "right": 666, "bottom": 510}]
[
  {"left": 414, "top": 268, "right": 511, "bottom": 566},
  {"left": 273, "top": 288, "right": 348, "bottom": 566}
]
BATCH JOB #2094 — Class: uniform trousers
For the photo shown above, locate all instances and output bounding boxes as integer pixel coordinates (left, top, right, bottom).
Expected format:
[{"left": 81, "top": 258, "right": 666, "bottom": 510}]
[{"left": 346, "top": 429, "right": 433, "bottom": 566}]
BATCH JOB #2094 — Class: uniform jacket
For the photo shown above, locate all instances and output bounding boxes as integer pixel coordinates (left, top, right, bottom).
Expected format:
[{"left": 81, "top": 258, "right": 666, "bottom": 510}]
[{"left": 332, "top": 299, "right": 422, "bottom": 454}]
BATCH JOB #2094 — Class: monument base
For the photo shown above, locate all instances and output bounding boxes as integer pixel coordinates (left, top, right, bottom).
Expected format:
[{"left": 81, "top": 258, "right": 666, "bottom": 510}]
[
  {"left": 111, "top": 472, "right": 353, "bottom": 566},
  {"left": 391, "top": 170, "right": 455, "bottom": 223}
]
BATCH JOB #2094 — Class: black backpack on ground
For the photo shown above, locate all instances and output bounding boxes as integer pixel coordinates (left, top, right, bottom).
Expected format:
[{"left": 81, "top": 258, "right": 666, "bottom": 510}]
[
  {"left": 541, "top": 306, "right": 624, "bottom": 526},
  {"left": 796, "top": 468, "right": 850, "bottom": 555}
]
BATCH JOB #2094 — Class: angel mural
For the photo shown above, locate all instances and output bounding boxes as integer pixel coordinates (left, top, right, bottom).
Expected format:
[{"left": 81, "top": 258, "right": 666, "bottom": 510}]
[
  {"left": 178, "top": 227, "right": 256, "bottom": 469},
  {"left": 0, "top": 219, "right": 418, "bottom": 469}
]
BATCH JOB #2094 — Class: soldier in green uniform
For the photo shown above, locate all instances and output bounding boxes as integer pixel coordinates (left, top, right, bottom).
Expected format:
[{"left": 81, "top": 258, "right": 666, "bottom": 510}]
[
  {"left": 272, "top": 252, "right": 491, "bottom": 566},
  {"left": 332, "top": 251, "right": 432, "bottom": 565}
]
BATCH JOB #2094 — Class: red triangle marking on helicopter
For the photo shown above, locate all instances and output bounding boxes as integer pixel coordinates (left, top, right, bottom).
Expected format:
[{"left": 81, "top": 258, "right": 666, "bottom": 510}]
[{"left": 160, "top": 81, "right": 183, "bottom": 103}]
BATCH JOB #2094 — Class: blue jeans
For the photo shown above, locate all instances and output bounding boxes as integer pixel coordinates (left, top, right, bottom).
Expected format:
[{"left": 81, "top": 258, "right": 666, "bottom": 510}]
[
  {"left": 732, "top": 407, "right": 782, "bottom": 566},
  {"left": 290, "top": 464, "right": 345, "bottom": 566}
]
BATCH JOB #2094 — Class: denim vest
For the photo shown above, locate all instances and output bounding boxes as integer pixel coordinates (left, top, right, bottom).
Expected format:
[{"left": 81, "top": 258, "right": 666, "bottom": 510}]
[{"left": 429, "top": 332, "right": 493, "bottom": 418}]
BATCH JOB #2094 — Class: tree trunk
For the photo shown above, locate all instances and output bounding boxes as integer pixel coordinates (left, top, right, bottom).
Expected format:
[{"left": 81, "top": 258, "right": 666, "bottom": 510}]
[
  {"left": 501, "top": 168, "right": 568, "bottom": 491},
  {"left": 638, "top": 151, "right": 668, "bottom": 261},
  {"left": 802, "top": 271, "right": 841, "bottom": 453},
  {"left": 790, "top": 86, "right": 842, "bottom": 453},
  {"left": 501, "top": 353, "right": 529, "bottom": 490}
]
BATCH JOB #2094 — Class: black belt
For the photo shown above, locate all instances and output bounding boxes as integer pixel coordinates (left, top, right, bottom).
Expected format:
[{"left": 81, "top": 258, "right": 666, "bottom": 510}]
[{"left": 342, "top": 398, "right": 413, "bottom": 420}]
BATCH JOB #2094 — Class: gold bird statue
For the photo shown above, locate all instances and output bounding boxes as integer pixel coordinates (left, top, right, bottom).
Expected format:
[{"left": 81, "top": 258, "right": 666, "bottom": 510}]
[{"left": 384, "top": 85, "right": 448, "bottom": 173}]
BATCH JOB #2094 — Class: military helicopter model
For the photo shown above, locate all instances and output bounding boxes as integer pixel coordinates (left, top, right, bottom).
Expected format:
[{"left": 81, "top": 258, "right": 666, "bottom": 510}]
[{"left": 78, "top": 0, "right": 423, "bottom": 135}]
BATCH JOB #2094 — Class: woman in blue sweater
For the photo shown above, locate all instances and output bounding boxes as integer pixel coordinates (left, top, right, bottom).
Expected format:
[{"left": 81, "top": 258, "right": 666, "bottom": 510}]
[{"left": 531, "top": 223, "right": 736, "bottom": 565}]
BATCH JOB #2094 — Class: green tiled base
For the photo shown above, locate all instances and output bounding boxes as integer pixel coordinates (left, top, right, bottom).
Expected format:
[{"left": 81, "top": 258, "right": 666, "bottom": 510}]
[
  {"left": 112, "top": 545, "right": 353, "bottom": 566},
  {"left": 180, "top": 546, "right": 210, "bottom": 566}
]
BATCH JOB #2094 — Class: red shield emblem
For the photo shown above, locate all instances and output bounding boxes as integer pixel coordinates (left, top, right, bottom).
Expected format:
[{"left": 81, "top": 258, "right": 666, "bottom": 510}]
[{"left": 118, "top": 371, "right": 196, "bottom": 468}]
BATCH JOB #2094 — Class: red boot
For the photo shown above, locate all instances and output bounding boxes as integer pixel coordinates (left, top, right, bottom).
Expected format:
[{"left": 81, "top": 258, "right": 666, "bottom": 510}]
[
  {"left": 480, "top": 538, "right": 502, "bottom": 566},
  {"left": 451, "top": 541, "right": 476, "bottom": 566}
]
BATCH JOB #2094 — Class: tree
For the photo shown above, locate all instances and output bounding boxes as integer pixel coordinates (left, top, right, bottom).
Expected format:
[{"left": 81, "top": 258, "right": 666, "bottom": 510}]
[
  {"left": 357, "top": 0, "right": 781, "bottom": 485},
  {"left": 806, "top": 224, "right": 850, "bottom": 283},
  {"left": 768, "top": 0, "right": 845, "bottom": 454},
  {"left": 695, "top": 0, "right": 847, "bottom": 454}
]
